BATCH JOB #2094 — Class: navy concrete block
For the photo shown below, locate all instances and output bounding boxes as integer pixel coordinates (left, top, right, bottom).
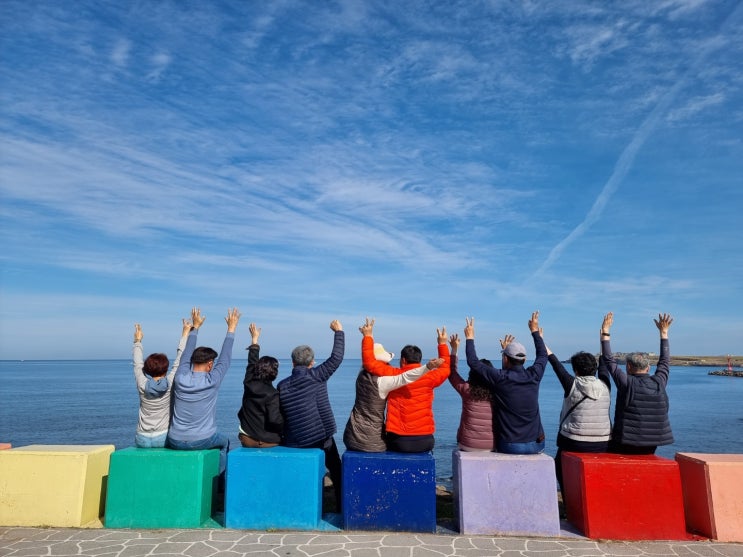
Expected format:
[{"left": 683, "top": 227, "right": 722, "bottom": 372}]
[
  {"left": 225, "top": 447, "right": 324, "bottom": 530},
  {"left": 342, "top": 451, "right": 436, "bottom": 532}
]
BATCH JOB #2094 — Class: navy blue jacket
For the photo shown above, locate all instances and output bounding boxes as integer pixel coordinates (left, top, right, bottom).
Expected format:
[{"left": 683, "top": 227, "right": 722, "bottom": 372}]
[
  {"left": 278, "top": 331, "right": 345, "bottom": 447},
  {"left": 466, "top": 331, "right": 548, "bottom": 444}
]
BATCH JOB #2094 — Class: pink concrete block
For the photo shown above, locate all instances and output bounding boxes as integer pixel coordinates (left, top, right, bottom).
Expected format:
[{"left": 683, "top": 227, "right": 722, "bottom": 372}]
[
  {"left": 0, "top": 444, "right": 11, "bottom": 450},
  {"left": 562, "top": 452, "right": 689, "bottom": 540},
  {"left": 453, "top": 450, "right": 560, "bottom": 537},
  {"left": 676, "top": 452, "right": 743, "bottom": 542}
]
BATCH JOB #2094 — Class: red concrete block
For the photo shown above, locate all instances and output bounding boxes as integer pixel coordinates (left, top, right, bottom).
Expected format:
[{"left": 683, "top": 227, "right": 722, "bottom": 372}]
[
  {"left": 676, "top": 452, "right": 743, "bottom": 542},
  {"left": 0, "top": 443, "right": 11, "bottom": 450},
  {"left": 562, "top": 452, "right": 690, "bottom": 540}
]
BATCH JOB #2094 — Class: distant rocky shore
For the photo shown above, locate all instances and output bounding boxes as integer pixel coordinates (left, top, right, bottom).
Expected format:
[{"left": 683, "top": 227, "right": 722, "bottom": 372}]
[
  {"left": 606, "top": 354, "right": 743, "bottom": 367},
  {"left": 708, "top": 369, "right": 743, "bottom": 378}
]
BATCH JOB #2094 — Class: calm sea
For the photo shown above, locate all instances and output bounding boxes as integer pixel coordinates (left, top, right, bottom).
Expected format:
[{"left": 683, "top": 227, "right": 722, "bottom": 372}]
[{"left": 2, "top": 358, "right": 742, "bottom": 484}]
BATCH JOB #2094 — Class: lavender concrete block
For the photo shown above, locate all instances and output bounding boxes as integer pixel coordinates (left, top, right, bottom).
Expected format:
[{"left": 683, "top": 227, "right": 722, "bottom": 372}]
[{"left": 453, "top": 450, "right": 560, "bottom": 536}]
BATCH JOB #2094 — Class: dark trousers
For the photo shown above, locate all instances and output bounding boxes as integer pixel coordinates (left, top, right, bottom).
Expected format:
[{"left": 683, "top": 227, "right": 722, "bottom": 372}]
[
  {"left": 308, "top": 437, "right": 342, "bottom": 513},
  {"left": 609, "top": 440, "right": 657, "bottom": 455},
  {"left": 386, "top": 432, "right": 435, "bottom": 453}
]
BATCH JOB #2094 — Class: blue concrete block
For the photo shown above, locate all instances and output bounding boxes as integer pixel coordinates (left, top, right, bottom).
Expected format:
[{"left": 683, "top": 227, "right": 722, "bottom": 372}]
[
  {"left": 453, "top": 450, "right": 560, "bottom": 536},
  {"left": 342, "top": 451, "right": 436, "bottom": 532},
  {"left": 225, "top": 447, "right": 324, "bottom": 530}
]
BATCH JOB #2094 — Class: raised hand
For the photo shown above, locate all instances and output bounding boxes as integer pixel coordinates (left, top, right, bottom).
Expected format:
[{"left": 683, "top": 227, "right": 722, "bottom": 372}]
[
  {"left": 359, "top": 317, "right": 374, "bottom": 337},
  {"left": 191, "top": 307, "right": 206, "bottom": 329},
  {"left": 181, "top": 318, "right": 192, "bottom": 337},
  {"left": 134, "top": 323, "right": 143, "bottom": 343},
  {"left": 225, "top": 307, "right": 241, "bottom": 333},
  {"left": 499, "top": 334, "right": 514, "bottom": 350},
  {"left": 330, "top": 319, "right": 343, "bottom": 332},
  {"left": 437, "top": 326, "right": 447, "bottom": 345},
  {"left": 528, "top": 311, "right": 540, "bottom": 333},
  {"left": 449, "top": 333, "right": 460, "bottom": 353},
  {"left": 464, "top": 317, "right": 475, "bottom": 339},
  {"left": 654, "top": 313, "right": 673, "bottom": 339},
  {"left": 249, "top": 323, "right": 261, "bottom": 344},
  {"left": 426, "top": 357, "right": 445, "bottom": 370},
  {"left": 601, "top": 312, "right": 613, "bottom": 335}
]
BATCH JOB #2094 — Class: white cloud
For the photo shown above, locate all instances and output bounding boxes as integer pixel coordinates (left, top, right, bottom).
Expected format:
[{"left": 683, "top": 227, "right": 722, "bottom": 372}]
[
  {"left": 667, "top": 92, "right": 725, "bottom": 121},
  {"left": 110, "top": 38, "right": 131, "bottom": 67}
]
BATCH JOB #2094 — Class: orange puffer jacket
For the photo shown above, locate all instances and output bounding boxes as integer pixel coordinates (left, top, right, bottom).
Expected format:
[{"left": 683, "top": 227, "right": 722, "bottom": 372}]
[{"left": 361, "top": 336, "right": 450, "bottom": 436}]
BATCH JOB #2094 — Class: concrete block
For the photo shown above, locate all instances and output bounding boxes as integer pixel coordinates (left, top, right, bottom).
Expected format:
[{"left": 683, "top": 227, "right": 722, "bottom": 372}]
[
  {"left": 104, "top": 447, "right": 219, "bottom": 528},
  {"left": 0, "top": 444, "right": 114, "bottom": 527},
  {"left": 452, "top": 450, "right": 560, "bottom": 536},
  {"left": 225, "top": 447, "right": 324, "bottom": 530},
  {"left": 0, "top": 443, "right": 11, "bottom": 450},
  {"left": 563, "top": 452, "right": 689, "bottom": 540},
  {"left": 676, "top": 452, "right": 743, "bottom": 542},
  {"left": 342, "top": 451, "right": 436, "bottom": 533}
]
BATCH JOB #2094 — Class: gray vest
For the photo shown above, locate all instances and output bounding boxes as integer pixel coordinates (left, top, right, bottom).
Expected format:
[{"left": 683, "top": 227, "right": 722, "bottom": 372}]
[{"left": 559, "top": 376, "right": 611, "bottom": 442}]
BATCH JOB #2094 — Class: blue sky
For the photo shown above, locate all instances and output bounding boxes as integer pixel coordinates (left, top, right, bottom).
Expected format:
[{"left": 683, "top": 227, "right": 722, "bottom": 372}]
[{"left": 1, "top": 1, "right": 741, "bottom": 360}]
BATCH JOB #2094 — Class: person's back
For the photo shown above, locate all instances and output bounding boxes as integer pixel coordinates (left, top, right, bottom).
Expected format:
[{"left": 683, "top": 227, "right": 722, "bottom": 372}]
[
  {"left": 465, "top": 312, "right": 548, "bottom": 454},
  {"left": 448, "top": 333, "right": 496, "bottom": 451},
  {"left": 602, "top": 312, "right": 674, "bottom": 454},
  {"left": 278, "top": 322, "right": 344, "bottom": 447},
  {"left": 132, "top": 320, "right": 190, "bottom": 448},
  {"left": 167, "top": 307, "right": 241, "bottom": 477},
  {"left": 237, "top": 323, "right": 282, "bottom": 447},
  {"left": 361, "top": 323, "right": 450, "bottom": 453},
  {"left": 344, "top": 331, "right": 443, "bottom": 452}
]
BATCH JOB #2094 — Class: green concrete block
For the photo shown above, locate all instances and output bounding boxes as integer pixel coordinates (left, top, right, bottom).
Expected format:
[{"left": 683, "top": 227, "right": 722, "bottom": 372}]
[{"left": 104, "top": 448, "right": 219, "bottom": 528}]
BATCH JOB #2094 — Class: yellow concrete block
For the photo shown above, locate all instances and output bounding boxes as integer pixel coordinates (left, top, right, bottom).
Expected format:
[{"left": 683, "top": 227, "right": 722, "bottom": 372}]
[{"left": 0, "top": 444, "right": 115, "bottom": 527}]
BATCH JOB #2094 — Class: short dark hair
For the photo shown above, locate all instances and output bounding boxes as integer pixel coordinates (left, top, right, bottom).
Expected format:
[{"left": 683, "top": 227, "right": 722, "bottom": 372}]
[
  {"left": 467, "top": 359, "right": 493, "bottom": 402},
  {"left": 191, "top": 346, "right": 218, "bottom": 365},
  {"left": 570, "top": 351, "right": 598, "bottom": 376},
  {"left": 143, "top": 353, "right": 169, "bottom": 377},
  {"left": 255, "top": 356, "right": 279, "bottom": 381},
  {"left": 400, "top": 345, "right": 422, "bottom": 364}
]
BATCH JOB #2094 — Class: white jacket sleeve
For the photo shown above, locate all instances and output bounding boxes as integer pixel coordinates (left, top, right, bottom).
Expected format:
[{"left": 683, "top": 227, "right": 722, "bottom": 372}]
[{"left": 377, "top": 364, "right": 431, "bottom": 399}]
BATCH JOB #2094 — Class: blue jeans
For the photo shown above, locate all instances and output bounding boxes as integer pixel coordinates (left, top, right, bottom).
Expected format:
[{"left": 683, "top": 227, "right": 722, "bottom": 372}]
[
  {"left": 497, "top": 439, "right": 545, "bottom": 455},
  {"left": 166, "top": 432, "right": 230, "bottom": 474},
  {"left": 135, "top": 432, "right": 168, "bottom": 448}
]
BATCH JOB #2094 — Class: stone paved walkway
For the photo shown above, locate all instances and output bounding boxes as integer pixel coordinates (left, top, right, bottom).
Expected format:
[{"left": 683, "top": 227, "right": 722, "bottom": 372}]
[{"left": 1, "top": 527, "right": 742, "bottom": 557}]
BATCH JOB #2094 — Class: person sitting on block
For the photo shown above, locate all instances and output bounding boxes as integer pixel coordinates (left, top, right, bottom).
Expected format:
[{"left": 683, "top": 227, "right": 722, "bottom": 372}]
[
  {"left": 448, "top": 332, "right": 497, "bottom": 452},
  {"left": 131, "top": 318, "right": 191, "bottom": 448},
  {"left": 546, "top": 329, "right": 611, "bottom": 489},
  {"left": 344, "top": 317, "right": 445, "bottom": 453},
  {"left": 237, "top": 323, "right": 283, "bottom": 448},
  {"left": 465, "top": 311, "right": 548, "bottom": 454},
  {"left": 360, "top": 319, "right": 451, "bottom": 453},
  {"left": 278, "top": 319, "right": 345, "bottom": 512},
  {"left": 603, "top": 311, "right": 674, "bottom": 455},
  {"left": 167, "top": 306, "right": 241, "bottom": 477}
]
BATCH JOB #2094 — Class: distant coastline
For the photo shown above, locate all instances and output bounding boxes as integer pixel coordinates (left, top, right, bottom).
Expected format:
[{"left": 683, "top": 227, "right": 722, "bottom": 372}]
[{"left": 605, "top": 354, "right": 743, "bottom": 367}]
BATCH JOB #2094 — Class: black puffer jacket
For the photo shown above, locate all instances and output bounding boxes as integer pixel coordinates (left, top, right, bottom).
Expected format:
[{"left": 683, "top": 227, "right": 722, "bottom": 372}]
[
  {"left": 604, "top": 338, "right": 674, "bottom": 447},
  {"left": 237, "top": 344, "right": 283, "bottom": 444}
]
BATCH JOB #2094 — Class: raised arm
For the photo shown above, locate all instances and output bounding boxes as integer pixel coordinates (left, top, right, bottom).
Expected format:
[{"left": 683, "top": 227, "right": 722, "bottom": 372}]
[
  {"left": 360, "top": 317, "right": 403, "bottom": 376},
  {"left": 169, "top": 318, "right": 192, "bottom": 380},
  {"left": 243, "top": 323, "right": 261, "bottom": 383},
  {"left": 313, "top": 320, "right": 345, "bottom": 381},
  {"left": 212, "top": 307, "right": 241, "bottom": 382},
  {"left": 133, "top": 324, "right": 146, "bottom": 389},
  {"left": 600, "top": 312, "right": 626, "bottom": 388},
  {"left": 176, "top": 307, "right": 204, "bottom": 375},
  {"left": 653, "top": 313, "right": 673, "bottom": 386},
  {"left": 529, "top": 311, "right": 548, "bottom": 376},
  {"left": 544, "top": 332, "right": 573, "bottom": 395}
]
